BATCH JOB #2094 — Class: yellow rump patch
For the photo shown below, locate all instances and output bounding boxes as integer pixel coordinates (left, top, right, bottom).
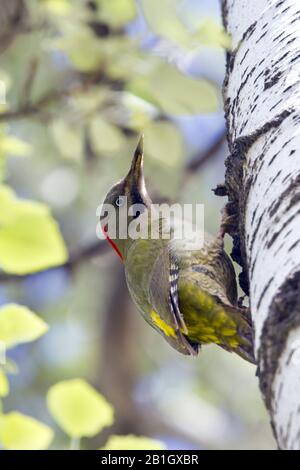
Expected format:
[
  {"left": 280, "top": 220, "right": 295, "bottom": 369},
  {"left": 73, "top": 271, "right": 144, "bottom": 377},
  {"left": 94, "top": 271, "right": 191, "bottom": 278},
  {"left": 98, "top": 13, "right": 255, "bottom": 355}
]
[{"left": 150, "top": 310, "right": 176, "bottom": 338}]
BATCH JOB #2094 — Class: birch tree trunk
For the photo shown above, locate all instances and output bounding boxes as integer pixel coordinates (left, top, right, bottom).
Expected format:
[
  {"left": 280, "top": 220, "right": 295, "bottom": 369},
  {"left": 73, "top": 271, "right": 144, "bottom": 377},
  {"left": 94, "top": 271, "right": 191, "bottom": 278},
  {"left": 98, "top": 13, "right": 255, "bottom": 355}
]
[{"left": 221, "top": 0, "right": 300, "bottom": 450}]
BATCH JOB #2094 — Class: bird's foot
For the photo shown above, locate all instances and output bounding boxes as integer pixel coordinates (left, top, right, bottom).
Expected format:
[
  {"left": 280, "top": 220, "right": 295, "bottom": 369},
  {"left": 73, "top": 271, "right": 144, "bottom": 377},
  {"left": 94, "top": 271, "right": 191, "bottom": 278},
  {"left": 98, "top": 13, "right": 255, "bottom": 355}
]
[
  {"left": 237, "top": 295, "right": 247, "bottom": 308},
  {"left": 217, "top": 204, "right": 237, "bottom": 240},
  {"left": 237, "top": 305, "right": 252, "bottom": 327}
]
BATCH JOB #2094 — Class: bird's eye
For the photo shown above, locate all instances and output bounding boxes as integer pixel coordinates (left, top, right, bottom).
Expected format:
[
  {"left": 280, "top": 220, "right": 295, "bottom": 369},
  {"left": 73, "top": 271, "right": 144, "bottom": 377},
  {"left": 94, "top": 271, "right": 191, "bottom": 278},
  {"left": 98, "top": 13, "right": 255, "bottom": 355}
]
[{"left": 116, "top": 196, "right": 125, "bottom": 207}]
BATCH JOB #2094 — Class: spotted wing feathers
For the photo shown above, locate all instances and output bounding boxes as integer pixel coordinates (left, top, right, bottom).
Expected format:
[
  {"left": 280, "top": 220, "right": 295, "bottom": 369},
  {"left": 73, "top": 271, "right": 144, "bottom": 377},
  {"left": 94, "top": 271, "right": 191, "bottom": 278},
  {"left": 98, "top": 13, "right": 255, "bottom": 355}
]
[{"left": 169, "top": 259, "right": 188, "bottom": 335}]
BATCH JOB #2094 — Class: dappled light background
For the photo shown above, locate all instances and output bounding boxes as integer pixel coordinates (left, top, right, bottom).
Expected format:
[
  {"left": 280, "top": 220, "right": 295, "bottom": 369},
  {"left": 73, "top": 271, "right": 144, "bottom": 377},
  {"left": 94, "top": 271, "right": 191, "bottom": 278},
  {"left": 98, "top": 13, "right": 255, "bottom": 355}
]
[{"left": 0, "top": 0, "right": 275, "bottom": 449}]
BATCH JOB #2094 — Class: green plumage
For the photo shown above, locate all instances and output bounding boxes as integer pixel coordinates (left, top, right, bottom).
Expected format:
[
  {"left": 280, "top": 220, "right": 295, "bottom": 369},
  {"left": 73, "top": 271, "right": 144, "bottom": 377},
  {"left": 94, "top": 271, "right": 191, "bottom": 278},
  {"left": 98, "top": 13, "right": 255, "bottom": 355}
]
[{"left": 101, "top": 137, "right": 255, "bottom": 364}]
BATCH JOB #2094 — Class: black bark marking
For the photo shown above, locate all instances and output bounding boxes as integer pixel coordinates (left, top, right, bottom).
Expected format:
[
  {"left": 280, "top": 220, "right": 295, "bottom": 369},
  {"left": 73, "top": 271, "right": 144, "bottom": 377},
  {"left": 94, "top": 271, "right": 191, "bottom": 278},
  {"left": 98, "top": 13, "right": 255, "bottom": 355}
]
[
  {"left": 257, "top": 277, "right": 274, "bottom": 310},
  {"left": 293, "top": 114, "right": 300, "bottom": 124},
  {"left": 268, "top": 150, "right": 280, "bottom": 167},
  {"left": 273, "top": 31, "right": 285, "bottom": 42},
  {"left": 268, "top": 175, "right": 300, "bottom": 222},
  {"left": 249, "top": 211, "right": 264, "bottom": 253},
  {"left": 269, "top": 98, "right": 284, "bottom": 112},
  {"left": 288, "top": 240, "right": 300, "bottom": 252},
  {"left": 286, "top": 37, "right": 296, "bottom": 46},
  {"left": 291, "top": 16, "right": 300, "bottom": 24},
  {"left": 287, "top": 192, "right": 300, "bottom": 212},
  {"left": 251, "top": 206, "right": 258, "bottom": 224},
  {"left": 240, "top": 48, "right": 249, "bottom": 65},
  {"left": 284, "top": 84, "right": 295, "bottom": 94},
  {"left": 269, "top": 200, "right": 280, "bottom": 219},
  {"left": 253, "top": 70, "right": 265, "bottom": 85},
  {"left": 273, "top": 239, "right": 286, "bottom": 257},
  {"left": 282, "top": 173, "right": 293, "bottom": 184},
  {"left": 290, "top": 52, "right": 300, "bottom": 63},
  {"left": 249, "top": 254, "right": 257, "bottom": 279},
  {"left": 256, "top": 30, "right": 267, "bottom": 43},
  {"left": 264, "top": 70, "right": 282, "bottom": 91},
  {"left": 277, "top": 32, "right": 294, "bottom": 45},
  {"left": 241, "top": 20, "right": 257, "bottom": 42},
  {"left": 267, "top": 208, "right": 300, "bottom": 249},
  {"left": 270, "top": 170, "right": 282, "bottom": 184}
]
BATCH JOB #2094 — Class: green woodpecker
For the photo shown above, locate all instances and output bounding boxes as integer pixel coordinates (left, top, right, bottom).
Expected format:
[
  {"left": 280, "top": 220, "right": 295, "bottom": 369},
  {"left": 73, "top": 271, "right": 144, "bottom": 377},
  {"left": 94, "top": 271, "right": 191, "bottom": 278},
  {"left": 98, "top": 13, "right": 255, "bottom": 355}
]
[{"left": 101, "top": 137, "right": 255, "bottom": 364}]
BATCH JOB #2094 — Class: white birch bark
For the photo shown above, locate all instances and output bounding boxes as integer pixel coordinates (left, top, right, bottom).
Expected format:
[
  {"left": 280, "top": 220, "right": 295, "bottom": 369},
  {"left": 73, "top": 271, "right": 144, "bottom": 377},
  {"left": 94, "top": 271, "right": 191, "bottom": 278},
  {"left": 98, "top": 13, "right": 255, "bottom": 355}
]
[{"left": 221, "top": 0, "right": 300, "bottom": 449}]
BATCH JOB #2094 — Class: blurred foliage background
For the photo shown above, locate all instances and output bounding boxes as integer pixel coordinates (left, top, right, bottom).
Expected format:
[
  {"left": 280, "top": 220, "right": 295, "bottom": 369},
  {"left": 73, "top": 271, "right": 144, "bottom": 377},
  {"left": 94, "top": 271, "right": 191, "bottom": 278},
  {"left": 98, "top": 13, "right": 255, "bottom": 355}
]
[{"left": 0, "top": 0, "right": 275, "bottom": 450}]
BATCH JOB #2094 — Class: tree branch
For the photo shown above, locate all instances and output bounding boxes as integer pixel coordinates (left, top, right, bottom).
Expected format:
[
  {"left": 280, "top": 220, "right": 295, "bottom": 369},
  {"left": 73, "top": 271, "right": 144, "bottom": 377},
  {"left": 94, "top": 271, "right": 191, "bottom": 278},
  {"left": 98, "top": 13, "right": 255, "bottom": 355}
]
[{"left": 0, "top": 72, "right": 123, "bottom": 122}]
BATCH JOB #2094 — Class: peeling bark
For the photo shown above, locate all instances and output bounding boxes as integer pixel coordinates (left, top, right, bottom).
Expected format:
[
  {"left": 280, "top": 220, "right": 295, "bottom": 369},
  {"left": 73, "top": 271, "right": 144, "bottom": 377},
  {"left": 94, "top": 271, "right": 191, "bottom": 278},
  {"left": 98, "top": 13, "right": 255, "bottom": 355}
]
[{"left": 222, "top": 0, "right": 300, "bottom": 449}]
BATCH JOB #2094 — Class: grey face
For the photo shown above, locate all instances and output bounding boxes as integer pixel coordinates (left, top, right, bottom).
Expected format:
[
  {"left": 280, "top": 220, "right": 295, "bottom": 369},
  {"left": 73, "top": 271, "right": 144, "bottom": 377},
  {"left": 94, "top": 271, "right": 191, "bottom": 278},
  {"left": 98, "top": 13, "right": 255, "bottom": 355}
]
[{"left": 100, "top": 136, "right": 152, "bottom": 240}]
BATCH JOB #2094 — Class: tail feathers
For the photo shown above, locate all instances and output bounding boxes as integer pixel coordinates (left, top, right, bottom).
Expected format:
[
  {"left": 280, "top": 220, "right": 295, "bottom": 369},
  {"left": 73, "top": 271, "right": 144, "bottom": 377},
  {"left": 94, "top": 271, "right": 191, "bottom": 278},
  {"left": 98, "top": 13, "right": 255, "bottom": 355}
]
[
  {"left": 235, "top": 342, "right": 256, "bottom": 364},
  {"left": 222, "top": 304, "right": 256, "bottom": 365},
  {"left": 237, "top": 330, "right": 256, "bottom": 364},
  {"left": 220, "top": 339, "right": 256, "bottom": 364}
]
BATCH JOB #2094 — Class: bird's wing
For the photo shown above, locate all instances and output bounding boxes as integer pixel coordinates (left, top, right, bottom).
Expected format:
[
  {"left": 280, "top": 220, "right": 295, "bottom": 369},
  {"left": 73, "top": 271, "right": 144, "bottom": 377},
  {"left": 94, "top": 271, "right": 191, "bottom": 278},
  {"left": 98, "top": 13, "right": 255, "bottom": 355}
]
[
  {"left": 148, "top": 248, "right": 188, "bottom": 335},
  {"left": 178, "top": 269, "right": 255, "bottom": 363}
]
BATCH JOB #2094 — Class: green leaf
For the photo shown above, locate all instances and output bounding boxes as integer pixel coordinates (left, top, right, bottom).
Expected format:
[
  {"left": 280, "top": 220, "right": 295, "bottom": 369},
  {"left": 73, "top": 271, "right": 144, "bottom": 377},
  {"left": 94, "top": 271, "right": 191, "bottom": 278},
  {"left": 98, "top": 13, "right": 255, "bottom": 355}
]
[
  {"left": 0, "top": 69, "right": 12, "bottom": 94},
  {"left": 70, "top": 88, "right": 108, "bottom": 115},
  {"left": 105, "top": 38, "right": 148, "bottom": 81},
  {"left": 141, "top": 0, "right": 189, "bottom": 46},
  {"left": 121, "top": 92, "right": 156, "bottom": 131},
  {"left": 196, "top": 19, "right": 231, "bottom": 49},
  {"left": 140, "top": 1, "right": 231, "bottom": 50},
  {"left": 0, "top": 126, "right": 30, "bottom": 182},
  {"left": 0, "top": 185, "right": 68, "bottom": 274},
  {"left": 144, "top": 121, "right": 183, "bottom": 198},
  {"left": 0, "top": 369, "right": 9, "bottom": 397},
  {"left": 128, "top": 62, "right": 218, "bottom": 115},
  {"left": 96, "top": 0, "right": 137, "bottom": 27},
  {"left": 51, "top": 119, "right": 83, "bottom": 160},
  {"left": 55, "top": 25, "right": 103, "bottom": 72},
  {"left": 0, "top": 304, "right": 48, "bottom": 349},
  {"left": 0, "top": 412, "right": 53, "bottom": 450},
  {"left": 44, "top": 0, "right": 72, "bottom": 16},
  {"left": 145, "top": 121, "right": 183, "bottom": 167},
  {"left": 0, "top": 153, "right": 5, "bottom": 183},
  {"left": 101, "top": 434, "right": 165, "bottom": 450},
  {"left": 0, "top": 135, "right": 31, "bottom": 157},
  {"left": 47, "top": 379, "right": 114, "bottom": 438},
  {"left": 89, "top": 116, "right": 126, "bottom": 155}
]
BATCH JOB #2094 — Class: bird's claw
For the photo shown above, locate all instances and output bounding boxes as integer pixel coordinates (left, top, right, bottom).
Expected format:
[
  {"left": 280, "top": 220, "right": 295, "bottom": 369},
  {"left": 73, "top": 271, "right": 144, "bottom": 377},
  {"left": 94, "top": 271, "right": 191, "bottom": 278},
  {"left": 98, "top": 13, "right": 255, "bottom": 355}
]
[{"left": 218, "top": 204, "right": 237, "bottom": 239}]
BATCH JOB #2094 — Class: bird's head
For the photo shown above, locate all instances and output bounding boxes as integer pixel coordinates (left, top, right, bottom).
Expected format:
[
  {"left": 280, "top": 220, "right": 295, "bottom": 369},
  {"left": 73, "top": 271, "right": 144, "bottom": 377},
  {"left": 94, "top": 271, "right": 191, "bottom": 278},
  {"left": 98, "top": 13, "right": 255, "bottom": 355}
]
[{"left": 100, "top": 136, "right": 151, "bottom": 260}]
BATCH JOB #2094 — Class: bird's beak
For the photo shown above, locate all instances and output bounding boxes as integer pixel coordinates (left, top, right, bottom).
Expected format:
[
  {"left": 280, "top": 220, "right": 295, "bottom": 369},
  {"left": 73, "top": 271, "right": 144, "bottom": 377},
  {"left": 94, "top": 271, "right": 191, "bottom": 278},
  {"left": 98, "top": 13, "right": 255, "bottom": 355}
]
[{"left": 126, "top": 135, "right": 145, "bottom": 190}]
